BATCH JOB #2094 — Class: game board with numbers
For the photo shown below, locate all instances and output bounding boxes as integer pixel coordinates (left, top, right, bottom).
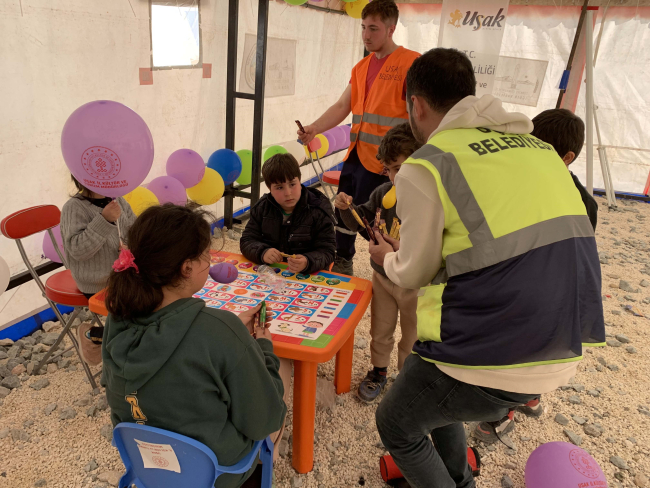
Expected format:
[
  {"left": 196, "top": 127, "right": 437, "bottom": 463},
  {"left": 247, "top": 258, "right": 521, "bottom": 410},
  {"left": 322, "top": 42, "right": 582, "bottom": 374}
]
[{"left": 193, "top": 252, "right": 366, "bottom": 345}]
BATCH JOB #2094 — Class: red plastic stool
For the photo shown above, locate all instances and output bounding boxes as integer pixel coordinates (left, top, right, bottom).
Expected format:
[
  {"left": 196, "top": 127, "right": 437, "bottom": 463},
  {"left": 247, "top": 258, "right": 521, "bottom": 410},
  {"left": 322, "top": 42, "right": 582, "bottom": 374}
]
[{"left": 321, "top": 171, "right": 341, "bottom": 203}]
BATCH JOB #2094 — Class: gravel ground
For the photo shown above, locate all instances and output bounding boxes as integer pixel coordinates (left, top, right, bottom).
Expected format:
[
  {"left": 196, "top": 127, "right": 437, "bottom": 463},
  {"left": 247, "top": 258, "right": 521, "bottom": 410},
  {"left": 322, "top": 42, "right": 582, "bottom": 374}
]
[{"left": 1, "top": 196, "right": 649, "bottom": 488}]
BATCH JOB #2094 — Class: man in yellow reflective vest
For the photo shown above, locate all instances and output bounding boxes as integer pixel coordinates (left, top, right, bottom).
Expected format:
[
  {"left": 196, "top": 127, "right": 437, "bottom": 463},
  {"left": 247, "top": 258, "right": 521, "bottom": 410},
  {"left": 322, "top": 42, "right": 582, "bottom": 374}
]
[
  {"left": 298, "top": 0, "right": 419, "bottom": 275},
  {"left": 369, "top": 48, "right": 605, "bottom": 486}
]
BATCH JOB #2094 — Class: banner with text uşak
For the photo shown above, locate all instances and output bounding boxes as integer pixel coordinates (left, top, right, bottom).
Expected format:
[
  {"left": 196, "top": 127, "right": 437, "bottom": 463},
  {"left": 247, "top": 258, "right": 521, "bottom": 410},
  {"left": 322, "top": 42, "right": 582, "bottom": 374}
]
[{"left": 438, "top": 0, "right": 510, "bottom": 97}]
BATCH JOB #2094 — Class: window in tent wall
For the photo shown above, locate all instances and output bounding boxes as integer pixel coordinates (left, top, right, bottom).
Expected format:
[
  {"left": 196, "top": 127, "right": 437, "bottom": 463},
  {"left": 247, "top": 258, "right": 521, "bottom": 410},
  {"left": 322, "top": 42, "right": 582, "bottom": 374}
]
[{"left": 150, "top": 0, "right": 202, "bottom": 69}]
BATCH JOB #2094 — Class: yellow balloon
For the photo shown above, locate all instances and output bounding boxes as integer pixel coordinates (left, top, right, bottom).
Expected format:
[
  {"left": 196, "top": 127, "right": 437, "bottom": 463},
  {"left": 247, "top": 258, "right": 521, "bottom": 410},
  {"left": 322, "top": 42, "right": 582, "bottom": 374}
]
[
  {"left": 345, "top": 0, "right": 369, "bottom": 19},
  {"left": 304, "top": 134, "right": 330, "bottom": 160},
  {"left": 123, "top": 187, "right": 159, "bottom": 216},
  {"left": 382, "top": 185, "right": 396, "bottom": 209},
  {"left": 187, "top": 167, "right": 225, "bottom": 205}
]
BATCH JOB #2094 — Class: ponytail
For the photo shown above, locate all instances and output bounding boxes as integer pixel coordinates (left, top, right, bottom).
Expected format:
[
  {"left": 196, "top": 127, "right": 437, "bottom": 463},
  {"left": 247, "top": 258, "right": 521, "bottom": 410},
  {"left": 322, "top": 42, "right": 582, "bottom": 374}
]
[{"left": 105, "top": 204, "right": 212, "bottom": 320}]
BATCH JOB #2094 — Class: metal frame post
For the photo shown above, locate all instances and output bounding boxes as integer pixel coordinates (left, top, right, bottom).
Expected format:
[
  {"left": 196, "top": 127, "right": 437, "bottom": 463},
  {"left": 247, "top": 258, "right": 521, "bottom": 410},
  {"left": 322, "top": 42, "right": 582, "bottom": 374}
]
[{"left": 585, "top": 8, "right": 594, "bottom": 195}]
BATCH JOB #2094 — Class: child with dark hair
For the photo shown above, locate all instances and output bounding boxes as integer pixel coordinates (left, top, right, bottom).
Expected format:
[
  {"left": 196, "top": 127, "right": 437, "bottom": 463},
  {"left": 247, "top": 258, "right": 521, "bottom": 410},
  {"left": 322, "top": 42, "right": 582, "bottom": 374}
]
[
  {"left": 102, "top": 204, "right": 286, "bottom": 488},
  {"left": 60, "top": 175, "right": 136, "bottom": 366},
  {"left": 532, "top": 108, "right": 597, "bottom": 229},
  {"left": 240, "top": 153, "right": 336, "bottom": 274},
  {"left": 335, "top": 122, "right": 422, "bottom": 402}
]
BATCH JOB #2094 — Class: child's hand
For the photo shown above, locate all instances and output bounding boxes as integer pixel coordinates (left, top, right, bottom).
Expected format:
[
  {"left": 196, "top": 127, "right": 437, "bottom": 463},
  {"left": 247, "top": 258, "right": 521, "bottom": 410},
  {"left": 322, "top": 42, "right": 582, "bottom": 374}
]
[
  {"left": 381, "top": 233, "right": 400, "bottom": 252},
  {"left": 263, "top": 248, "right": 283, "bottom": 264},
  {"left": 102, "top": 200, "right": 122, "bottom": 223},
  {"left": 254, "top": 314, "right": 274, "bottom": 342},
  {"left": 239, "top": 302, "right": 272, "bottom": 335},
  {"left": 287, "top": 255, "right": 308, "bottom": 273},
  {"left": 334, "top": 192, "right": 352, "bottom": 210}
]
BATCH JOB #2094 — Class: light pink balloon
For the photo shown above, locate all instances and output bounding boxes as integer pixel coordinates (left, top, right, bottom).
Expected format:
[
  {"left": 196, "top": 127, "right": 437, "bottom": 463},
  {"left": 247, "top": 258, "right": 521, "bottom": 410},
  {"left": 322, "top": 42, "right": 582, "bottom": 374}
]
[
  {"left": 147, "top": 176, "right": 187, "bottom": 206},
  {"left": 166, "top": 149, "right": 206, "bottom": 188},
  {"left": 61, "top": 100, "right": 154, "bottom": 198},
  {"left": 43, "top": 225, "right": 65, "bottom": 263},
  {"left": 526, "top": 442, "right": 607, "bottom": 488},
  {"left": 339, "top": 125, "right": 351, "bottom": 148}
]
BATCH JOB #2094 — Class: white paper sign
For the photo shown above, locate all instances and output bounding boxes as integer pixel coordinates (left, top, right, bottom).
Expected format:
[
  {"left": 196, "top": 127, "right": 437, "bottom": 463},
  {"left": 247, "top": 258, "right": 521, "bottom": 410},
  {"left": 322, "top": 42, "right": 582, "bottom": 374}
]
[
  {"left": 239, "top": 34, "right": 297, "bottom": 98},
  {"left": 493, "top": 56, "right": 549, "bottom": 107},
  {"left": 136, "top": 439, "right": 181, "bottom": 473},
  {"left": 438, "top": 0, "right": 510, "bottom": 97}
]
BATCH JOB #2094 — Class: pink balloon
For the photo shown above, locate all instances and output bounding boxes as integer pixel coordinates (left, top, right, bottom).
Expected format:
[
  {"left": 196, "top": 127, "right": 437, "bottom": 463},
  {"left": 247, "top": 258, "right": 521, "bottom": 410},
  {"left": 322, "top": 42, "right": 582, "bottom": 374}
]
[
  {"left": 43, "top": 225, "right": 64, "bottom": 263},
  {"left": 147, "top": 176, "right": 187, "bottom": 206},
  {"left": 526, "top": 442, "right": 607, "bottom": 488},
  {"left": 329, "top": 126, "right": 347, "bottom": 152},
  {"left": 61, "top": 101, "right": 154, "bottom": 198},
  {"left": 166, "top": 149, "right": 206, "bottom": 188}
]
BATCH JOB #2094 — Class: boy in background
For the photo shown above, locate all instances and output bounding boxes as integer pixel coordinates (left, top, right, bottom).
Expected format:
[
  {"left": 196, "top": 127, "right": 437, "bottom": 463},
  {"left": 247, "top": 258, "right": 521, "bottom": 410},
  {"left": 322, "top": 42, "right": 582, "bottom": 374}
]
[
  {"left": 240, "top": 154, "right": 336, "bottom": 274},
  {"left": 335, "top": 123, "right": 422, "bottom": 402}
]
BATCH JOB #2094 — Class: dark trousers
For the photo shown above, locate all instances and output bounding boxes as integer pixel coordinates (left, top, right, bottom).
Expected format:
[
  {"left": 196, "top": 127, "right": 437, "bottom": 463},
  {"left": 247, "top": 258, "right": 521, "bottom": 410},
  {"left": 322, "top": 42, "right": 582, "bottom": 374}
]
[
  {"left": 376, "top": 355, "right": 538, "bottom": 488},
  {"left": 335, "top": 148, "right": 389, "bottom": 260}
]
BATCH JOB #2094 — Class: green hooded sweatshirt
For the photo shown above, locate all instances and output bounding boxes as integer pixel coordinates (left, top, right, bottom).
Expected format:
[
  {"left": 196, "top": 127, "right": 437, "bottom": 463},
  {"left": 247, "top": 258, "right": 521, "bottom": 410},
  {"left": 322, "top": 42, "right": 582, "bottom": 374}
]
[{"left": 101, "top": 297, "right": 286, "bottom": 488}]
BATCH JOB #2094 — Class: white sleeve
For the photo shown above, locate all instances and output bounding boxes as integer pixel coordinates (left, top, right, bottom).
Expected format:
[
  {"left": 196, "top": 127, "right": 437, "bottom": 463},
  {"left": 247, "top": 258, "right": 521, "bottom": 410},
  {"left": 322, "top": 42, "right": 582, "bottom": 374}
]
[{"left": 384, "top": 164, "right": 445, "bottom": 290}]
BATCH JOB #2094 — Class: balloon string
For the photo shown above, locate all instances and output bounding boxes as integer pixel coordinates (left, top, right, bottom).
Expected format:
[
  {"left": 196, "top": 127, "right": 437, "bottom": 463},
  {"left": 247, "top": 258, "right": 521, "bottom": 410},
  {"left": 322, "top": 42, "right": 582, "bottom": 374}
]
[{"left": 113, "top": 198, "right": 124, "bottom": 248}]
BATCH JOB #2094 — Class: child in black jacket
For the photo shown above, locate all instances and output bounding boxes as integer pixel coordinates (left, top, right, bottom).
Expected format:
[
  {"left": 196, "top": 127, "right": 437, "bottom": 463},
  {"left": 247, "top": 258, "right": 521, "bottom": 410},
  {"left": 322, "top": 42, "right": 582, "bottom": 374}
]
[{"left": 240, "top": 153, "right": 336, "bottom": 274}]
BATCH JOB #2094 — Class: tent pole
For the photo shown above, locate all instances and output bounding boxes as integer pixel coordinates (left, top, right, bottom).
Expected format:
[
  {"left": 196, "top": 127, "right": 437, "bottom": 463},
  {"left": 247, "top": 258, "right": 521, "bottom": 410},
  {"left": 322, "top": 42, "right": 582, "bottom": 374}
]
[
  {"left": 556, "top": 0, "right": 590, "bottom": 109},
  {"left": 585, "top": 8, "right": 594, "bottom": 195},
  {"left": 224, "top": 0, "right": 240, "bottom": 229}
]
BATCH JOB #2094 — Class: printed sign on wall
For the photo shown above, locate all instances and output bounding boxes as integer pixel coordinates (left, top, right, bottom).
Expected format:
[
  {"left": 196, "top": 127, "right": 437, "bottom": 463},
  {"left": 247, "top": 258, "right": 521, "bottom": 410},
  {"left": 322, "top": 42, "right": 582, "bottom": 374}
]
[
  {"left": 239, "top": 34, "right": 296, "bottom": 98},
  {"left": 493, "top": 56, "right": 549, "bottom": 107},
  {"left": 438, "top": 0, "right": 510, "bottom": 97}
]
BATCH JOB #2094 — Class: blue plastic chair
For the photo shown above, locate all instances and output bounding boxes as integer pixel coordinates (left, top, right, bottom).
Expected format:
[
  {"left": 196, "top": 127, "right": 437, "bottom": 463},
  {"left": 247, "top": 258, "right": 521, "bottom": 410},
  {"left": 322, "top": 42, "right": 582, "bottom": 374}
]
[{"left": 112, "top": 422, "right": 274, "bottom": 488}]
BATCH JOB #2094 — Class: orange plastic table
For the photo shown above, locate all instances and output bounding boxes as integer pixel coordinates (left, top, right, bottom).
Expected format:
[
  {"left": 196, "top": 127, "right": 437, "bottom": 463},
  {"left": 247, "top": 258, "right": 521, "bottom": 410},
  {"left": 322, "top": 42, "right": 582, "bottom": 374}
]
[{"left": 89, "top": 252, "right": 372, "bottom": 473}]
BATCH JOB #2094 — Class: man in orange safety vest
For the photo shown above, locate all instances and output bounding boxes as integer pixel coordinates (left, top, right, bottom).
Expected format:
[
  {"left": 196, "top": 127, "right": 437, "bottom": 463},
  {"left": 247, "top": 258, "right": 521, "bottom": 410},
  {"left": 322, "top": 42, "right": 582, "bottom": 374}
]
[{"left": 298, "top": 0, "right": 419, "bottom": 276}]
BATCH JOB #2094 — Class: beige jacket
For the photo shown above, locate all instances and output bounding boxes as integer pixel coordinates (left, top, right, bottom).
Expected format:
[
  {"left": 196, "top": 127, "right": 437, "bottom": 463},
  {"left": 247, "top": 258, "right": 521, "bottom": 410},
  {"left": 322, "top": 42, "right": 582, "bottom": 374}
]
[{"left": 384, "top": 96, "right": 577, "bottom": 394}]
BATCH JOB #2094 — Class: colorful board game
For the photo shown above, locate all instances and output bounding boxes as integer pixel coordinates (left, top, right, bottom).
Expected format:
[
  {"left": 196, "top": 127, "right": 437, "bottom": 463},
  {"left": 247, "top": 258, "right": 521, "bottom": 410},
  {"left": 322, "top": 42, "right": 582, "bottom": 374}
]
[{"left": 193, "top": 252, "right": 366, "bottom": 347}]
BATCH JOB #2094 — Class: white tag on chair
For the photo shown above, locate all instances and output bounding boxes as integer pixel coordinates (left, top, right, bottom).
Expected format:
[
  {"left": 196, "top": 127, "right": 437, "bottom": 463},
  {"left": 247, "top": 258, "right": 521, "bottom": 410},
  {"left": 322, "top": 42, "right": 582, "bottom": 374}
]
[{"left": 135, "top": 439, "right": 181, "bottom": 473}]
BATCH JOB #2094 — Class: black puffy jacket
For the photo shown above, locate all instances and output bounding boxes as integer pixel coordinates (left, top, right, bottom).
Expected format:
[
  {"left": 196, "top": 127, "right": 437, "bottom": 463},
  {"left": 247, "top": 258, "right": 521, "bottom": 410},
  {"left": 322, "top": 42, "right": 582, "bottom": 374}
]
[{"left": 240, "top": 186, "right": 336, "bottom": 274}]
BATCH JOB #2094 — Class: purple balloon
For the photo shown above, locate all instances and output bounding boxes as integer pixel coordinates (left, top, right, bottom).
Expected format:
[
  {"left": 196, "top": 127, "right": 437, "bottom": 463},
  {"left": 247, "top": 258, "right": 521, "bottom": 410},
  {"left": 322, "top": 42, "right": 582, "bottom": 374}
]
[
  {"left": 166, "top": 149, "right": 206, "bottom": 188},
  {"left": 43, "top": 225, "right": 64, "bottom": 263},
  {"left": 209, "top": 262, "right": 238, "bottom": 283},
  {"left": 61, "top": 101, "right": 154, "bottom": 198},
  {"left": 147, "top": 176, "right": 187, "bottom": 206},
  {"left": 329, "top": 126, "right": 347, "bottom": 153},
  {"left": 339, "top": 125, "right": 351, "bottom": 148},
  {"left": 526, "top": 442, "right": 607, "bottom": 488}
]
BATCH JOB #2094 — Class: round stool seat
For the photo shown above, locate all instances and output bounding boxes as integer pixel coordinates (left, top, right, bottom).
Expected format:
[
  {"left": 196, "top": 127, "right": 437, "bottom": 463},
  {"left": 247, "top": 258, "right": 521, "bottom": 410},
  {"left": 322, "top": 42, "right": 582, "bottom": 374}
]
[
  {"left": 45, "top": 269, "right": 89, "bottom": 307},
  {"left": 322, "top": 171, "right": 341, "bottom": 186}
]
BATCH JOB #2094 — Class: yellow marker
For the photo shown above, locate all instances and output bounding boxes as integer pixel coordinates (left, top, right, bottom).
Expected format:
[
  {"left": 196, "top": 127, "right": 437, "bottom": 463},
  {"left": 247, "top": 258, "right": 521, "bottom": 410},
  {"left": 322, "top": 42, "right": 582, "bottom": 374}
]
[
  {"left": 382, "top": 186, "right": 396, "bottom": 209},
  {"left": 349, "top": 207, "right": 365, "bottom": 228}
]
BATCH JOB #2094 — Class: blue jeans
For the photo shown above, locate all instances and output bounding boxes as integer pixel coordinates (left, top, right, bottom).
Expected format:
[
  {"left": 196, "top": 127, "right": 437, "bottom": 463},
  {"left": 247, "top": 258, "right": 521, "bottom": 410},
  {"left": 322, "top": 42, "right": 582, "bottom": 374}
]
[{"left": 376, "top": 354, "right": 538, "bottom": 488}]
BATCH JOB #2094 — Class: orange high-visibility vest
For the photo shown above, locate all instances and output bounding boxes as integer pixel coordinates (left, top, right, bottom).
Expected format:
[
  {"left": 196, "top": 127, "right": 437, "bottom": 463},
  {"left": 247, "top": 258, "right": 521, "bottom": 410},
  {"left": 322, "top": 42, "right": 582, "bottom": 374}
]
[{"left": 346, "top": 46, "right": 420, "bottom": 174}]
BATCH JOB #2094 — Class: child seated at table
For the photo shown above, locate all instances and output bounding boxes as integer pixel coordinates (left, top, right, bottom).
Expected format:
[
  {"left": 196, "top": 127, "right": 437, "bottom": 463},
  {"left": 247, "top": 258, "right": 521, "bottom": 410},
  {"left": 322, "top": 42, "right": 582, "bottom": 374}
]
[
  {"left": 334, "top": 122, "right": 422, "bottom": 402},
  {"left": 240, "top": 153, "right": 336, "bottom": 274},
  {"left": 102, "top": 204, "right": 286, "bottom": 488},
  {"left": 60, "top": 175, "right": 136, "bottom": 366}
]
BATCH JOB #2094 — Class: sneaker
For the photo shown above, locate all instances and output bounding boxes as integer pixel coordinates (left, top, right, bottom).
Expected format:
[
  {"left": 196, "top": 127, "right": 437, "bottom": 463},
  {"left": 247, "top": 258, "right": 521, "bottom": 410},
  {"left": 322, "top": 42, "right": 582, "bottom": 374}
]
[
  {"left": 518, "top": 398, "right": 544, "bottom": 418},
  {"left": 472, "top": 410, "right": 515, "bottom": 444},
  {"left": 332, "top": 256, "right": 354, "bottom": 276},
  {"left": 357, "top": 369, "right": 388, "bottom": 403},
  {"left": 76, "top": 322, "right": 102, "bottom": 366}
]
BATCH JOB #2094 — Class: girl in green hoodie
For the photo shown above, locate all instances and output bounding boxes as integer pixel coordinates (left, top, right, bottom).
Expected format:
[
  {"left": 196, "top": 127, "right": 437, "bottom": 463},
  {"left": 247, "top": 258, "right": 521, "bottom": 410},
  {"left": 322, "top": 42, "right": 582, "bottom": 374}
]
[{"left": 101, "top": 204, "right": 287, "bottom": 488}]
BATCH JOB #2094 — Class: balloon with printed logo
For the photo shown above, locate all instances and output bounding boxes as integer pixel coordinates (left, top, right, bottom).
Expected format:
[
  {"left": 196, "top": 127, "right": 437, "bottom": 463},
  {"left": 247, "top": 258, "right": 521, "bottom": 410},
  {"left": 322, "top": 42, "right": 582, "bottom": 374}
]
[
  {"left": 283, "top": 0, "right": 308, "bottom": 5},
  {"left": 264, "top": 145, "right": 289, "bottom": 164},
  {"left": 345, "top": 0, "right": 368, "bottom": 18},
  {"left": 282, "top": 140, "right": 306, "bottom": 165},
  {"left": 236, "top": 149, "right": 253, "bottom": 186},
  {"left": 166, "top": 149, "right": 206, "bottom": 189},
  {"left": 304, "top": 134, "right": 329, "bottom": 160},
  {"left": 42, "top": 225, "right": 65, "bottom": 263},
  {"left": 207, "top": 149, "right": 242, "bottom": 186},
  {"left": 0, "top": 255, "right": 9, "bottom": 298},
  {"left": 187, "top": 168, "right": 225, "bottom": 205},
  {"left": 124, "top": 186, "right": 159, "bottom": 216},
  {"left": 61, "top": 100, "right": 154, "bottom": 198},
  {"left": 147, "top": 176, "right": 187, "bottom": 206},
  {"left": 525, "top": 442, "right": 607, "bottom": 488}
]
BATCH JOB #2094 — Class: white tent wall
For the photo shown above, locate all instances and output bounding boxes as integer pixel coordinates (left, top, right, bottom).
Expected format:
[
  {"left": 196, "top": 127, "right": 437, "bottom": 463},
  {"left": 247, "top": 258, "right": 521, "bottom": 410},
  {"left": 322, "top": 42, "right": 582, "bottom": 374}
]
[
  {"left": 0, "top": 0, "right": 361, "bottom": 328},
  {"left": 394, "top": 4, "right": 650, "bottom": 193}
]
